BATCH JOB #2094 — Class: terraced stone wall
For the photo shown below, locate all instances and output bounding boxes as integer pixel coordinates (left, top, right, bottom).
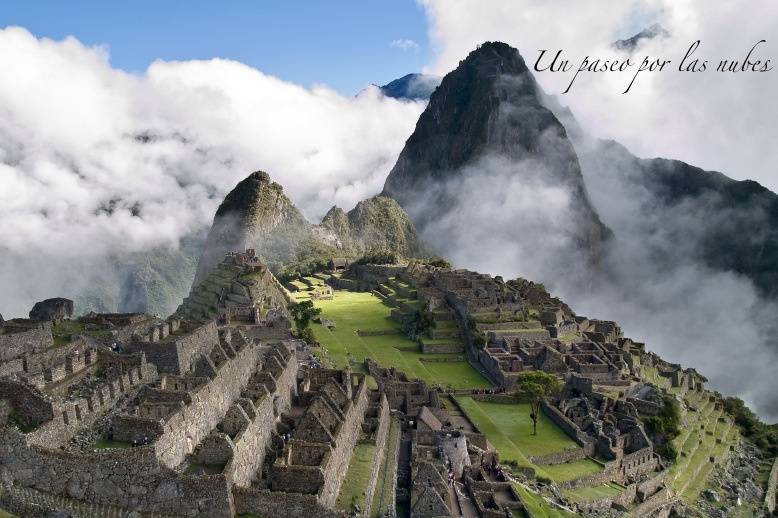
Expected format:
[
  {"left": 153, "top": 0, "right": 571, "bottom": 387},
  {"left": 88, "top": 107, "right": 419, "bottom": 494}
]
[
  {"left": 0, "top": 426, "right": 234, "bottom": 517},
  {"left": 153, "top": 341, "right": 260, "bottom": 468},
  {"left": 0, "top": 321, "right": 53, "bottom": 362}
]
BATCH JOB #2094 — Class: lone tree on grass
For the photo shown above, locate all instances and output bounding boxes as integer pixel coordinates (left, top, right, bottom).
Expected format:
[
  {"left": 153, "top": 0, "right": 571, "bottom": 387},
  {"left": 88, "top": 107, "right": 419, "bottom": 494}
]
[
  {"left": 288, "top": 300, "right": 321, "bottom": 343},
  {"left": 517, "top": 371, "right": 562, "bottom": 436}
]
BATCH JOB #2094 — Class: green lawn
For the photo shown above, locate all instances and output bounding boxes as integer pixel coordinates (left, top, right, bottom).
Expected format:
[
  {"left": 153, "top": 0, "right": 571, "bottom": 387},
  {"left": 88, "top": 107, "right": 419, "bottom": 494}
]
[
  {"left": 312, "top": 291, "right": 491, "bottom": 389},
  {"left": 541, "top": 459, "right": 604, "bottom": 483},
  {"left": 456, "top": 397, "right": 581, "bottom": 458},
  {"left": 92, "top": 438, "right": 132, "bottom": 450},
  {"left": 563, "top": 483, "right": 624, "bottom": 502},
  {"left": 336, "top": 442, "right": 377, "bottom": 512},
  {"left": 456, "top": 397, "right": 602, "bottom": 484},
  {"left": 513, "top": 484, "right": 579, "bottom": 518}
]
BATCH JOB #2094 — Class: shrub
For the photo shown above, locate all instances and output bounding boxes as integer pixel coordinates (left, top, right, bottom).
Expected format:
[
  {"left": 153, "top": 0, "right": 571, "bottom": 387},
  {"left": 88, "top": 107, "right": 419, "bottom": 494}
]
[{"left": 724, "top": 397, "right": 778, "bottom": 456}]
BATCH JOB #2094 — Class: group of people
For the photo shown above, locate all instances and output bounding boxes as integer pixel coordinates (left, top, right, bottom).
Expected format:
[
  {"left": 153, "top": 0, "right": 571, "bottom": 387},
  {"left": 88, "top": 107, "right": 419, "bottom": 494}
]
[
  {"left": 482, "top": 457, "right": 507, "bottom": 482},
  {"left": 130, "top": 435, "right": 151, "bottom": 447},
  {"left": 469, "top": 387, "right": 505, "bottom": 395}
]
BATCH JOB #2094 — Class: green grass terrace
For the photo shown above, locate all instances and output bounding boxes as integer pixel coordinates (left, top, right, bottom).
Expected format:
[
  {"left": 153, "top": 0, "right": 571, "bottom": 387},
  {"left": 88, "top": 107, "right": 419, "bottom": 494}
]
[
  {"left": 311, "top": 290, "right": 490, "bottom": 389},
  {"left": 455, "top": 396, "right": 605, "bottom": 485}
]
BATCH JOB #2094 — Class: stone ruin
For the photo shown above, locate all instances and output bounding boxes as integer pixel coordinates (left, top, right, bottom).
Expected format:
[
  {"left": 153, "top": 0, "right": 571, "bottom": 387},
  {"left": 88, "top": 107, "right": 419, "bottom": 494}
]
[
  {"left": 0, "top": 253, "right": 739, "bottom": 517},
  {"left": 0, "top": 252, "right": 387, "bottom": 518}
]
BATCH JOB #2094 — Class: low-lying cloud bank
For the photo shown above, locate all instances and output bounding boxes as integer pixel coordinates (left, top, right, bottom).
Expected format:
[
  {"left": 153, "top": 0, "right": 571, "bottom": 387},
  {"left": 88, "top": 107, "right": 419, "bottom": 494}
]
[{"left": 0, "top": 26, "right": 424, "bottom": 317}]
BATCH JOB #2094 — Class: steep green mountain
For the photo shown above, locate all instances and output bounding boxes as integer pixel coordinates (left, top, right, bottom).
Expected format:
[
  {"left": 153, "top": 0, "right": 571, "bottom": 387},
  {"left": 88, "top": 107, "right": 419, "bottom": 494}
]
[
  {"left": 192, "top": 171, "right": 427, "bottom": 287},
  {"left": 193, "top": 171, "right": 314, "bottom": 285},
  {"left": 382, "top": 41, "right": 611, "bottom": 262},
  {"left": 321, "top": 195, "right": 426, "bottom": 257}
]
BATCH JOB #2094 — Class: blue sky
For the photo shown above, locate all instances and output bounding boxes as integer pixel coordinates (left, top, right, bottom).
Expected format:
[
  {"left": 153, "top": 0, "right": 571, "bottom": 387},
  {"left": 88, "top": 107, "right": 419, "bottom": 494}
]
[{"left": 0, "top": 0, "right": 432, "bottom": 94}]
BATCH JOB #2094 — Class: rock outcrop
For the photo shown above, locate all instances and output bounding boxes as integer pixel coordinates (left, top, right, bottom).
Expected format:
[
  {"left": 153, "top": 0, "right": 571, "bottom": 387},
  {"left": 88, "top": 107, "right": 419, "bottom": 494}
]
[
  {"left": 29, "top": 298, "right": 74, "bottom": 322},
  {"left": 382, "top": 41, "right": 611, "bottom": 263}
]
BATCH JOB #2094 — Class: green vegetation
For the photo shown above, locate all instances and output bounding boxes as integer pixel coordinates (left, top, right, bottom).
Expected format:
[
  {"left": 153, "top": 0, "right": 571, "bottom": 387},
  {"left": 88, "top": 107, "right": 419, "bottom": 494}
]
[
  {"left": 91, "top": 438, "right": 132, "bottom": 450},
  {"left": 410, "top": 257, "right": 452, "bottom": 269},
  {"left": 540, "top": 459, "right": 604, "bottom": 483},
  {"left": 512, "top": 483, "right": 578, "bottom": 518},
  {"left": 517, "top": 371, "right": 562, "bottom": 436},
  {"left": 563, "top": 483, "right": 624, "bottom": 503},
  {"left": 354, "top": 250, "right": 399, "bottom": 266},
  {"left": 641, "top": 394, "right": 682, "bottom": 461},
  {"left": 7, "top": 410, "right": 36, "bottom": 433},
  {"left": 311, "top": 291, "right": 490, "bottom": 389},
  {"left": 405, "top": 302, "right": 434, "bottom": 340},
  {"left": 51, "top": 319, "right": 112, "bottom": 347},
  {"left": 669, "top": 391, "right": 740, "bottom": 503},
  {"left": 288, "top": 300, "right": 322, "bottom": 344},
  {"left": 456, "top": 397, "right": 579, "bottom": 460},
  {"left": 724, "top": 396, "right": 778, "bottom": 456},
  {"left": 336, "top": 442, "right": 377, "bottom": 512}
]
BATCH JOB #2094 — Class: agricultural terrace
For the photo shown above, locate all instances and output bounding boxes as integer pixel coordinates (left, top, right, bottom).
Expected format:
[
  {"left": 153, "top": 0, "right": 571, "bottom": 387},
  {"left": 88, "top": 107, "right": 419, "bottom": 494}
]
[{"left": 311, "top": 290, "right": 491, "bottom": 389}]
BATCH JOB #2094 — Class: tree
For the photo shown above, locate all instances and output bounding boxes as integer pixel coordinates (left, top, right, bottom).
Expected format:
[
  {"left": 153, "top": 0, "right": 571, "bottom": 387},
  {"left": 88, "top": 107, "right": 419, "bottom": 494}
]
[
  {"left": 288, "top": 300, "right": 321, "bottom": 341},
  {"left": 517, "top": 371, "right": 562, "bottom": 435}
]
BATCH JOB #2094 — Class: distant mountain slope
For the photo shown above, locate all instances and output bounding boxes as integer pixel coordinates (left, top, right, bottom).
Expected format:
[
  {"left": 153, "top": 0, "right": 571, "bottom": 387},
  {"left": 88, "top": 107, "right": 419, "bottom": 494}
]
[
  {"left": 580, "top": 139, "right": 778, "bottom": 298},
  {"left": 321, "top": 195, "right": 426, "bottom": 255},
  {"left": 382, "top": 41, "right": 611, "bottom": 264},
  {"left": 612, "top": 23, "right": 669, "bottom": 53},
  {"left": 192, "top": 171, "right": 426, "bottom": 287},
  {"left": 378, "top": 73, "right": 441, "bottom": 100}
]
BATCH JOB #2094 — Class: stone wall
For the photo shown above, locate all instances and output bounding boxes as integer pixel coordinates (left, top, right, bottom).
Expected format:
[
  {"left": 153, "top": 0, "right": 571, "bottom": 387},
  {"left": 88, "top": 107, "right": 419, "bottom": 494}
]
[
  {"left": 317, "top": 377, "right": 370, "bottom": 507},
  {"left": 0, "top": 426, "right": 234, "bottom": 517},
  {"left": 26, "top": 358, "right": 157, "bottom": 448},
  {"left": 420, "top": 342, "right": 465, "bottom": 354},
  {"left": 361, "top": 394, "right": 390, "bottom": 516},
  {"left": 637, "top": 468, "right": 668, "bottom": 502},
  {"left": 540, "top": 401, "right": 594, "bottom": 449},
  {"left": 223, "top": 345, "right": 298, "bottom": 486},
  {"left": 232, "top": 486, "right": 348, "bottom": 518},
  {"left": 0, "top": 379, "right": 53, "bottom": 427},
  {"left": 153, "top": 341, "right": 260, "bottom": 468},
  {"left": 126, "top": 320, "right": 219, "bottom": 375},
  {"left": 529, "top": 447, "right": 587, "bottom": 466},
  {"left": 765, "top": 456, "right": 778, "bottom": 514},
  {"left": 0, "top": 321, "right": 53, "bottom": 362}
]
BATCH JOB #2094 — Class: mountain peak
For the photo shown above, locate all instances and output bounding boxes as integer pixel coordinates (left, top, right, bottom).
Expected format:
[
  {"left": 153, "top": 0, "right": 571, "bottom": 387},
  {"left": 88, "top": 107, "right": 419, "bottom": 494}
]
[
  {"left": 379, "top": 73, "right": 441, "bottom": 100},
  {"left": 382, "top": 41, "right": 610, "bottom": 266}
]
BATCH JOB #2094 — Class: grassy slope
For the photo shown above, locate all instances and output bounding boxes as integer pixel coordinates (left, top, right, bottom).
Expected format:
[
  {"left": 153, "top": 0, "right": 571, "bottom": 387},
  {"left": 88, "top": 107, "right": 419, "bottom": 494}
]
[
  {"left": 311, "top": 291, "right": 490, "bottom": 389},
  {"left": 513, "top": 484, "right": 578, "bottom": 518}
]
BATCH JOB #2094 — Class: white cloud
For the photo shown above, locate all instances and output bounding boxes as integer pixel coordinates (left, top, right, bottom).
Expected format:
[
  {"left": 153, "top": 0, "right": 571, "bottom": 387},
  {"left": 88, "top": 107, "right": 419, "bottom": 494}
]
[
  {"left": 389, "top": 38, "right": 420, "bottom": 51},
  {"left": 0, "top": 26, "right": 424, "bottom": 316},
  {"left": 419, "top": 0, "right": 778, "bottom": 192}
]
